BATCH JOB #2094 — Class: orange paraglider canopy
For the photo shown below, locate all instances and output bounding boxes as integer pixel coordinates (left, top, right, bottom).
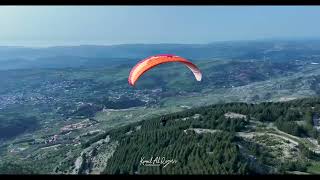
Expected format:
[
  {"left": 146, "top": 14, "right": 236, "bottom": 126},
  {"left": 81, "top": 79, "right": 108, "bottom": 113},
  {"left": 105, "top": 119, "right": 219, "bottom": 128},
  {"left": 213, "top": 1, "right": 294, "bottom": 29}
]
[{"left": 128, "top": 54, "right": 202, "bottom": 86}]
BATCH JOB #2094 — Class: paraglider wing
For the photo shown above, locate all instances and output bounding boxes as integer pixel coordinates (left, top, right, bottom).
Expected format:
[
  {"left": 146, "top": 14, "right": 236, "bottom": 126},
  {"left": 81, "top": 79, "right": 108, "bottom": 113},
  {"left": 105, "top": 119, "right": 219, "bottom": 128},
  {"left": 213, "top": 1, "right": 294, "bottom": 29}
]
[{"left": 128, "top": 54, "right": 202, "bottom": 86}]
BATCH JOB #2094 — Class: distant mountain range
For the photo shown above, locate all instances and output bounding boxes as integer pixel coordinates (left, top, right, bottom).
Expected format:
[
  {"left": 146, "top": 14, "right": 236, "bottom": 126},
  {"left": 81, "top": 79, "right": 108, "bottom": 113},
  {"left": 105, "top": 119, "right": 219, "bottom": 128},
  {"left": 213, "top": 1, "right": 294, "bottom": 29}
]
[{"left": 1, "top": 39, "right": 320, "bottom": 70}]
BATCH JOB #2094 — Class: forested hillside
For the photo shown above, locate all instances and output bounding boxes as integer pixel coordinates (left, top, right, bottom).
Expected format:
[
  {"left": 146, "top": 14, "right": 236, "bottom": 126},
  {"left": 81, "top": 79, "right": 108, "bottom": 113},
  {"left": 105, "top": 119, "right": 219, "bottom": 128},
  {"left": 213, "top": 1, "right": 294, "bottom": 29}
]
[{"left": 97, "top": 98, "right": 320, "bottom": 174}]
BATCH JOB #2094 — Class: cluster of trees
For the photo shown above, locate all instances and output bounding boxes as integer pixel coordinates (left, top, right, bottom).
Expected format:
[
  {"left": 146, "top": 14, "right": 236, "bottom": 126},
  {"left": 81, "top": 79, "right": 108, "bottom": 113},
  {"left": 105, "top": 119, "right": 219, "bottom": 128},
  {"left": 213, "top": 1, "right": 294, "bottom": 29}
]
[
  {"left": 104, "top": 126, "right": 249, "bottom": 174},
  {"left": 278, "top": 160, "right": 309, "bottom": 173},
  {"left": 298, "top": 144, "right": 320, "bottom": 161},
  {"left": 0, "top": 115, "right": 38, "bottom": 140},
  {"left": 198, "top": 99, "right": 320, "bottom": 139},
  {"left": 0, "top": 161, "right": 37, "bottom": 174},
  {"left": 81, "top": 132, "right": 109, "bottom": 149},
  {"left": 101, "top": 98, "right": 320, "bottom": 174},
  {"left": 100, "top": 97, "right": 146, "bottom": 109},
  {"left": 102, "top": 105, "right": 255, "bottom": 174},
  {"left": 71, "top": 103, "right": 104, "bottom": 118}
]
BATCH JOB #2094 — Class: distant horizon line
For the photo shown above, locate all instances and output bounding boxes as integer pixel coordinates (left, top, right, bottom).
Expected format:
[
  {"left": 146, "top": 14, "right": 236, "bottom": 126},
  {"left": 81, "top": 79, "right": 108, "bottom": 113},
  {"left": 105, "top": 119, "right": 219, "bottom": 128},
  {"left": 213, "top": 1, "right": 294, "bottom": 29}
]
[{"left": 1, "top": 37, "right": 320, "bottom": 48}]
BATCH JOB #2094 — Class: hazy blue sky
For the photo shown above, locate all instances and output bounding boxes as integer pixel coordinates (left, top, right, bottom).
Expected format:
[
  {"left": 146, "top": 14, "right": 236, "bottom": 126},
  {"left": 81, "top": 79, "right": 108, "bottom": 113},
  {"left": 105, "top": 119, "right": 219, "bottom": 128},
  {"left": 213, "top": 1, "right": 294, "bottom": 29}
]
[{"left": 1, "top": 6, "right": 320, "bottom": 47}]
